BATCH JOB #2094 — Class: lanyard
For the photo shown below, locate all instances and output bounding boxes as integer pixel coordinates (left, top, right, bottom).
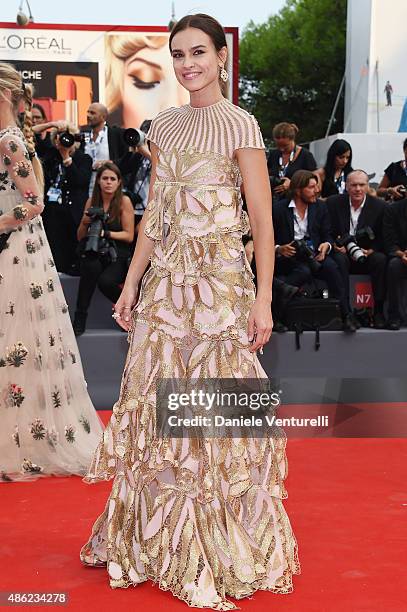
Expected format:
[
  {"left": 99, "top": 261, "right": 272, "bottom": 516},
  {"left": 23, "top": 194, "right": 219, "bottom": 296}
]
[
  {"left": 278, "top": 146, "right": 296, "bottom": 178},
  {"left": 53, "top": 164, "right": 64, "bottom": 188},
  {"left": 334, "top": 171, "right": 346, "bottom": 194}
]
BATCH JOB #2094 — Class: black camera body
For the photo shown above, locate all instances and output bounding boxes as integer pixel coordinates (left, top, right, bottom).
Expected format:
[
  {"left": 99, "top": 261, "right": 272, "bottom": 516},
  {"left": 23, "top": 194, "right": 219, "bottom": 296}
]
[
  {"left": 82, "top": 207, "right": 117, "bottom": 262},
  {"left": 58, "top": 131, "right": 84, "bottom": 148},
  {"left": 269, "top": 175, "right": 285, "bottom": 190},
  {"left": 336, "top": 226, "right": 375, "bottom": 264},
  {"left": 292, "top": 238, "right": 322, "bottom": 274}
]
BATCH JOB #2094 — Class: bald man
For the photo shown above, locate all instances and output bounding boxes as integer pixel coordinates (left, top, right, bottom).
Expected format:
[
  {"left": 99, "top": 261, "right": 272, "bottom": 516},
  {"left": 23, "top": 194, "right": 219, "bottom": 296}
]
[{"left": 82, "top": 102, "right": 129, "bottom": 195}]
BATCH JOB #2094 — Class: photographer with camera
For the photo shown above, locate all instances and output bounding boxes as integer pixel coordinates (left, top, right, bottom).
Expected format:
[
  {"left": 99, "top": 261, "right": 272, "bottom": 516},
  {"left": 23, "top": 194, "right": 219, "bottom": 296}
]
[
  {"left": 273, "top": 170, "right": 354, "bottom": 331},
  {"left": 82, "top": 103, "right": 150, "bottom": 198},
  {"left": 327, "top": 170, "right": 387, "bottom": 328},
  {"left": 73, "top": 162, "right": 135, "bottom": 336},
  {"left": 377, "top": 138, "right": 407, "bottom": 201},
  {"left": 42, "top": 123, "right": 92, "bottom": 273},
  {"left": 383, "top": 196, "right": 407, "bottom": 329},
  {"left": 267, "top": 122, "right": 317, "bottom": 203}
]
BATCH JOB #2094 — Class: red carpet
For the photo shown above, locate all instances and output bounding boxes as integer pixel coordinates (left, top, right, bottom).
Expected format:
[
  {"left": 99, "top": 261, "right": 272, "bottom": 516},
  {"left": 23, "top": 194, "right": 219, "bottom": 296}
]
[{"left": 1, "top": 411, "right": 407, "bottom": 611}]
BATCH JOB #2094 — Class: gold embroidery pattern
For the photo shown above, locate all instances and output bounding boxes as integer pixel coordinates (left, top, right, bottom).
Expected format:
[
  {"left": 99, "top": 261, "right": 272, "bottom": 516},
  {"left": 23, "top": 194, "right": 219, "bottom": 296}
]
[{"left": 81, "top": 144, "right": 300, "bottom": 609}]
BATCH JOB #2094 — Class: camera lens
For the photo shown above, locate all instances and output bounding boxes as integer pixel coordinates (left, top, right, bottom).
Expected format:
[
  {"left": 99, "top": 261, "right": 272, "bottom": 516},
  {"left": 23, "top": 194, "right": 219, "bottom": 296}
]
[
  {"left": 123, "top": 128, "right": 145, "bottom": 147},
  {"left": 59, "top": 131, "right": 75, "bottom": 148}
]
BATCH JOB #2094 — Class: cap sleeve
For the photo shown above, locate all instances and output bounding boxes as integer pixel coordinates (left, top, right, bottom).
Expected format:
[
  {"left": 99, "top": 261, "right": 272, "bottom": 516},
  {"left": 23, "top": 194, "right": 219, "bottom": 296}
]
[
  {"left": 235, "top": 113, "right": 265, "bottom": 151},
  {"left": 146, "top": 117, "right": 160, "bottom": 148}
]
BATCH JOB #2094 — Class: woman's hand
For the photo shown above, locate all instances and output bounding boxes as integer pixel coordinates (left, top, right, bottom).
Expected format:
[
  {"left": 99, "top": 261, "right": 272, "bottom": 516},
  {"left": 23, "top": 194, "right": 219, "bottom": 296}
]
[
  {"left": 247, "top": 296, "right": 273, "bottom": 353},
  {"left": 113, "top": 284, "right": 139, "bottom": 331}
]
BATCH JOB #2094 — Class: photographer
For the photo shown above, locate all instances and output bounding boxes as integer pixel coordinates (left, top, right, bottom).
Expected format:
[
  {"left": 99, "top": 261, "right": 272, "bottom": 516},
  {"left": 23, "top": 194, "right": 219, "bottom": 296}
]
[
  {"left": 377, "top": 138, "right": 407, "bottom": 200},
  {"left": 31, "top": 103, "right": 55, "bottom": 161},
  {"left": 73, "top": 162, "right": 135, "bottom": 336},
  {"left": 42, "top": 123, "right": 92, "bottom": 273},
  {"left": 273, "top": 170, "right": 354, "bottom": 331},
  {"left": 383, "top": 196, "right": 407, "bottom": 329},
  {"left": 327, "top": 170, "right": 387, "bottom": 328},
  {"left": 116, "top": 120, "right": 152, "bottom": 225},
  {"left": 267, "top": 122, "right": 317, "bottom": 202},
  {"left": 82, "top": 103, "right": 150, "bottom": 197}
]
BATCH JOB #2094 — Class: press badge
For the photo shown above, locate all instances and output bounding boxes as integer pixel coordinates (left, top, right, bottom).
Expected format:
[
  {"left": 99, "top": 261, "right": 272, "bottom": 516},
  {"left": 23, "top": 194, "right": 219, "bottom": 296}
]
[{"left": 47, "top": 186, "right": 62, "bottom": 204}]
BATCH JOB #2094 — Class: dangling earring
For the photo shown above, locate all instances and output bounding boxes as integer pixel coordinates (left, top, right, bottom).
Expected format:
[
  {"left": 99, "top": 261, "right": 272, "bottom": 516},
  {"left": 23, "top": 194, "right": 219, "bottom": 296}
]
[{"left": 220, "top": 66, "right": 229, "bottom": 82}]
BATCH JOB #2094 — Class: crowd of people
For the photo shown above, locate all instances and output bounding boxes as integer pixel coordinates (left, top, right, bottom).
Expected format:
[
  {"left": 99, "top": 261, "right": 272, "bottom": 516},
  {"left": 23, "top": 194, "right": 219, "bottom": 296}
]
[
  {"left": 25, "top": 104, "right": 407, "bottom": 336},
  {"left": 246, "top": 127, "right": 407, "bottom": 332},
  {"left": 29, "top": 102, "right": 152, "bottom": 334}
]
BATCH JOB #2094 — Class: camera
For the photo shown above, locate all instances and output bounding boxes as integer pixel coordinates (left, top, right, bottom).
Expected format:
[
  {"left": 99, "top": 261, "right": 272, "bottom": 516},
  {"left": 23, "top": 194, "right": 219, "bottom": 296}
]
[
  {"left": 269, "top": 175, "right": 285, "bottom": 190},
  {"left": 58, "top": 131, "right": 84, "bottom": 148},
  {"left": 123, "top": 128, "right": 146, "bottom": 148},
  {"left": 336, "top": 226, "right": 375, "bottom": 263},
  {"left": 292, "top": 238, "right": 322, "bottom": 274},
  {"left": 81, "top": 207, "right": 117, "bottom": 262}
]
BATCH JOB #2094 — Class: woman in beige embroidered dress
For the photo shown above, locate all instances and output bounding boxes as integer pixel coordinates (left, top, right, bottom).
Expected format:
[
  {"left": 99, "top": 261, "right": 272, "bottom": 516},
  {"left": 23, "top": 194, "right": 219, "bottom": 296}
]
[
  {"left": 81, "top": 14, "right": 300, "bottom": 609},
  {"left": 0, "top": 62, "right": 103, "bottom": 481}
]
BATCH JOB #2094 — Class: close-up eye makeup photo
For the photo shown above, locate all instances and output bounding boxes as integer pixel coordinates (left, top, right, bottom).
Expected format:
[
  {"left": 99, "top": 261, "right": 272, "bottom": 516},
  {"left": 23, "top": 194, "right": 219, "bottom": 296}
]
[{"left": 0, "top": 1, "right": 406, "bottom": 612}]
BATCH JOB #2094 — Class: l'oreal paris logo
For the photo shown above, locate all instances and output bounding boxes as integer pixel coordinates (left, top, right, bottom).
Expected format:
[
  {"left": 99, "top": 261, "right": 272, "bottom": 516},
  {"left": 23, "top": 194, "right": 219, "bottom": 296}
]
[{"left": 0, "top": 34, "right": 72, "bottom": 53}]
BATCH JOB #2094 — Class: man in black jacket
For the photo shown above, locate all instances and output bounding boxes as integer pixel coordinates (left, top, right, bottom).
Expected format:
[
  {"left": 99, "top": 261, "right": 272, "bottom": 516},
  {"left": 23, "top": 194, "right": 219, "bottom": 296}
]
[
  {"left": 383, "top": 197, "right": 407, "bottom": 329},
  {"left": 273, "top": 170, "right": 355, "bottom": 331},
  {"left": 327, "top": 170, "right": 387, "bottom": 328},
  {"left": 42, "top": 131, "right": 92, "bottom": 273}
]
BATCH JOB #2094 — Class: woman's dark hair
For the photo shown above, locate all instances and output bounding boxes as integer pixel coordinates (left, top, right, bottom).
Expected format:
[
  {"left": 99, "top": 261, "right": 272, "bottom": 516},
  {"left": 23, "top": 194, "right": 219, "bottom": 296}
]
[
  {"left": 169, "top": 14, "right": 227, "bottom": 52},
  {"left": 169, "top": 14, "right": 228, "bottom": 94},
  {"left": 324, "top": 139, "right": 353, "bottom": 180},
  {"left": 32, "top": 102, "right": 47, "bottom": 120},
  {"left": 403, "top": 138, "right": 407, "bottom": 150},
  {"left": 90, "top": 162, "right": 123, "bottom": 223}
]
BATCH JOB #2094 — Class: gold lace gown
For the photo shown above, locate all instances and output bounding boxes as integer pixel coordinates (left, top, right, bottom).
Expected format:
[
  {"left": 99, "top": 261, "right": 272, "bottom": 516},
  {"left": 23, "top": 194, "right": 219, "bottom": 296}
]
[
  {"left": 0, "top": 127, "right": 103, "bottom": 481},
  {"left": 80, "top": 99, "right": 300, "bottom": 609}
]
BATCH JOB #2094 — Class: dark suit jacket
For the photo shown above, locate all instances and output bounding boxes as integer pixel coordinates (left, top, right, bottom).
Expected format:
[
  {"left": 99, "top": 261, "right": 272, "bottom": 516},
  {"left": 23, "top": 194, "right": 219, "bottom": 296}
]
[
  {"left": 326, "top": 193, "right": 385, "bottom": 251},
  {"left": 273, "top": 198, "right": 334, "bottom": 251},
  {"left": 80, "top": 124, "right": 128, "bottom": 165},
  {"left": 43, "top": 148, "right": 92, "bottom": 226},
  {"left": 107, "top": 125, "right": 128, "bottom": 163},
  {"left": 383, "top": 198, "right": 407, "bottom": 255}
]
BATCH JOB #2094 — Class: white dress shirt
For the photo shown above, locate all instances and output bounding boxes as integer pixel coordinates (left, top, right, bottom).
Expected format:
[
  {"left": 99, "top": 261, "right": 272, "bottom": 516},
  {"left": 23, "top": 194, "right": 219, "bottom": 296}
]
[
  {"left": 85, "top": 124, "right": 110, "bottom": 195},
  {"left": 289, "top": 200, "right": 308, "bottom": 240},
  {"left": 349, "top": 195, "right": 366, "bottom": 234}
]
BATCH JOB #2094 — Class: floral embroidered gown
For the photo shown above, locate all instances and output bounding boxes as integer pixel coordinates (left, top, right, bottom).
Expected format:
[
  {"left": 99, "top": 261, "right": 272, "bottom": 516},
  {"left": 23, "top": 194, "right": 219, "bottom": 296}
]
[
  {"left": 80, "top": 99, "right": 300, "bottom": 609},
  {"left": 0, "top": 126, "right": 103, "bottom": 481}
]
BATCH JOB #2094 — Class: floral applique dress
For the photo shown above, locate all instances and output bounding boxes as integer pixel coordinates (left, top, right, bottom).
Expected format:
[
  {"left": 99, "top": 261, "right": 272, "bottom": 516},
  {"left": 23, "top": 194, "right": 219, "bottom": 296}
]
[{"left": 0, "top": 126, "right": 103, "bottom": 481}]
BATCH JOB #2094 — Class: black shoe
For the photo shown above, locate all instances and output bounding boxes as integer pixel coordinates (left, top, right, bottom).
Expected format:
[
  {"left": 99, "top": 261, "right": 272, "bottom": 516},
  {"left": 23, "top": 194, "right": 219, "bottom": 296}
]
[
  {"left": 274, "top": 321, "right": 288, "bottom": 333},
  {"left": 373, "top": 312, "right": 386, "bottom": 329},
  {"left": 342, "top": 314, "right": 357, "bottom": 333},
  {"left": 280, "top": 283, "right": 300, "bottom": 301},
  {"left": 73, "top": 311, "right": 87, "bottom": 336},
  {"left": 387, "top": 319, "right": 401, "bottom": 331},
  {"left": 351, "top": 313, "right": 361, "bottom": 329}
]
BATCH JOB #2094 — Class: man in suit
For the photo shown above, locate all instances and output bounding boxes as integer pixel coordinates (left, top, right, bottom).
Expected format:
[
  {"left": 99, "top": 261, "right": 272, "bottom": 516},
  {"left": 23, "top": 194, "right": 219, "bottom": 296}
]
[
  {"left": 327, "top": 170, "right": 387, "bottom": 329},
  {"left": 81, "top": 103, "right": 129, "bottom": 195},
  {"left": 273, "top": 169, "right": 355, "bottom": 331},
  {"left": 383, "top": 197, "right": 407, "bottom": 329}
]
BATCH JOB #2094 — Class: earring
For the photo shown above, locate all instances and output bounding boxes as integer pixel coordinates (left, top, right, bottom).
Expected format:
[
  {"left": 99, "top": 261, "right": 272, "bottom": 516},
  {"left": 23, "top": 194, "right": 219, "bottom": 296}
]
[{"left": 220, "top": 66, "right": 229, "bottom": 82}]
